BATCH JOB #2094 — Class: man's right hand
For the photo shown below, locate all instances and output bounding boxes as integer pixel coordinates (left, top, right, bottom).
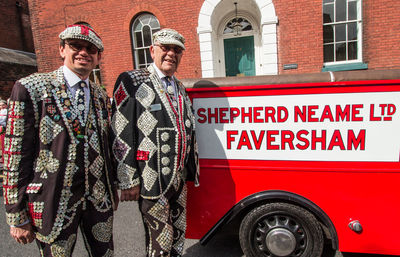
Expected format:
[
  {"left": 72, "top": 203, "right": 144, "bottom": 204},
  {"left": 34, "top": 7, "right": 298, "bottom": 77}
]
[
  {"left": 10, "top": 223, "right": 35, "bottom": 244},
  {"left": 120, "top": 186, "right": 140, "bottom": 201}
]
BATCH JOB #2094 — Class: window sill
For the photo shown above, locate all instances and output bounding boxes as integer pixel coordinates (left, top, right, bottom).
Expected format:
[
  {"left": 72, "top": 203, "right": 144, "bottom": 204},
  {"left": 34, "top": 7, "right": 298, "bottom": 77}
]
[{"left": 322, "top": 62, "right": 368, "bottom": 72}]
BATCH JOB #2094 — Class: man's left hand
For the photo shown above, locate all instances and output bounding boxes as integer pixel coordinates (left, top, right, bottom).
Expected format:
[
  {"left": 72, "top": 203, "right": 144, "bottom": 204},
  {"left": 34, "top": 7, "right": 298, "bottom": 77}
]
[
  {"left": 120, "top": 186, "right": 140, "bottom": 201},
  {"left": 10, "top": 223, "right": 35, "bottom": 244},
  {"left": 113, "top": 190, "right": 120, "bottom": 211}
]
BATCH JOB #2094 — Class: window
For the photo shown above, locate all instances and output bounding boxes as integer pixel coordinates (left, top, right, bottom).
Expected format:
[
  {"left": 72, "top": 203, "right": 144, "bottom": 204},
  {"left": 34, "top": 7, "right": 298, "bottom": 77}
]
[
  {"left": 323, "top": 0, "right": 362, "bottom": 64},
  {"left": 131, "top": 13, "right": 160, "bottom": 69},
  {"left": 223, "top": 17, "right": 253, "bottom": 35},
  {"left": 90, "top": 65, "right": 102, "bottom": 85}
]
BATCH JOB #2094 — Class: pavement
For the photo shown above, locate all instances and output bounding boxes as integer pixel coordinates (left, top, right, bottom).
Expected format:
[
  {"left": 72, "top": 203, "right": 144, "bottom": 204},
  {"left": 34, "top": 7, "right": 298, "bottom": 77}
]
[
  {"left": 0, "top": 181, "right": 385, "bottom": 257},
  {"left": 0, "top": 184, "right": 244, "bottom": 257}
]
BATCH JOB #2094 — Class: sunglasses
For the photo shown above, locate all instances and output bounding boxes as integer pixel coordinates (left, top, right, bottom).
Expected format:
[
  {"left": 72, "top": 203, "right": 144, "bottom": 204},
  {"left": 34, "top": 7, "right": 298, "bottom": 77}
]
[
  {"left": 66, "top": 41, "right": 99, "bottom": 54},
  {"left": 154, "top": 44, "right": 184, "bottom": 54}
]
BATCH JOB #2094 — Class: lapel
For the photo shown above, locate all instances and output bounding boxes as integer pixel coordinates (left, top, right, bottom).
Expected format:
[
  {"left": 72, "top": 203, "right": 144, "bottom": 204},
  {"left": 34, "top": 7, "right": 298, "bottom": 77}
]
[
  {"left": 51, "top": 67, "right": 88, "bottom": 139},
  {"left": 147, "top": 65, "right": 184, "bottom": 127},
  {"left": 88, "top": 81, "right": 104, "bottom": 138}
]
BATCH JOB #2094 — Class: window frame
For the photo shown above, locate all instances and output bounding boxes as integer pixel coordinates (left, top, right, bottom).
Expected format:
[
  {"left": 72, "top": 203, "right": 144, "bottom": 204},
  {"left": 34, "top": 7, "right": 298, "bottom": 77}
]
[
  {"left": 223, "top": 16, "right": 253, "bottom": 35},
  {"left": 90, "top": 65, "right": 102, "bottom": 85},
  {"left": 322, "top": 0, "right": 363, "bottom": 66},
  {"left": 131, "top": 13, "right": 160, "bottom": 69}
]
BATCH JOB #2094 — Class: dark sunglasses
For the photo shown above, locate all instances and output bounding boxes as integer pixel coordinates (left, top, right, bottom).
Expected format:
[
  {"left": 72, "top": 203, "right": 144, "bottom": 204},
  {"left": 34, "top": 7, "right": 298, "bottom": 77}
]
[
  {"left": 66, "top": 41, "right": 99, "bottom": 54},
  {"left": 155, "top": 44, "right": 184, "bottom": 54}
]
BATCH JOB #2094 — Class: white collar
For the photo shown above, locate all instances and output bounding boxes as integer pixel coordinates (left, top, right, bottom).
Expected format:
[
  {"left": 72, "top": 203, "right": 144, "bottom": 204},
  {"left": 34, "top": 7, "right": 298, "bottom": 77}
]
[
  {"left": 152, "top": 63, "right": 174, "bottom": 81},
  {"left": 63, "top": 65, "right": 89, "bottom": 87}
]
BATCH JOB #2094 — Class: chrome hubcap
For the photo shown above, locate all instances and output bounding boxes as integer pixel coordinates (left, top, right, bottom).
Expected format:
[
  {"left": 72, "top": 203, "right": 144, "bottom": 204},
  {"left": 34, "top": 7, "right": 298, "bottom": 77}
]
[{"left": 265, "top": 228, "right": 296, "bottom": 256}]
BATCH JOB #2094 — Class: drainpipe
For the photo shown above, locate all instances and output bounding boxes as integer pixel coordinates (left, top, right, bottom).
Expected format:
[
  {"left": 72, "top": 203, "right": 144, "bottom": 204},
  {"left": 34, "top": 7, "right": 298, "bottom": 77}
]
[{"left": 16, "top": 1, "right": 27, "bottom": 52}]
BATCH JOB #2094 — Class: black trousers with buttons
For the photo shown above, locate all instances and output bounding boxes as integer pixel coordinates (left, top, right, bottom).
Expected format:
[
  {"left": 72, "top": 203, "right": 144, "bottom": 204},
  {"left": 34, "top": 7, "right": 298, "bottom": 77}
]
[{"left": 139, "top": 179, "right": 187, "bottom": 257}]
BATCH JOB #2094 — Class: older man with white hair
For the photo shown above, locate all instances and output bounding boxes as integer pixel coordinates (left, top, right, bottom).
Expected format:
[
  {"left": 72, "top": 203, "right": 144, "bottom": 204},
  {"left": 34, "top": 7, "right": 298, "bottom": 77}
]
[{"left": 111, "top": 28, "right": 199, "bottom": 257}]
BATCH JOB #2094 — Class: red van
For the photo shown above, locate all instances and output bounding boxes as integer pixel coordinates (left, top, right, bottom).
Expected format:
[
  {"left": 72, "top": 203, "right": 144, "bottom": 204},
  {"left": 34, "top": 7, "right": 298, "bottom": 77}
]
[{"left": 184, "top": 69, "right": 400, "bottom": 256}]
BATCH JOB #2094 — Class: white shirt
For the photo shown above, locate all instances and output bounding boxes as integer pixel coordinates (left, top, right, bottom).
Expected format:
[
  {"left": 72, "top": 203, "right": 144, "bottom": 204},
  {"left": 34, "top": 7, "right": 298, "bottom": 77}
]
[
  {"left": 152, "top": 63, "right": 177, "bottom": 99},
  {"left": 63, "top": 66, "right": 90, "bottom": 114}
]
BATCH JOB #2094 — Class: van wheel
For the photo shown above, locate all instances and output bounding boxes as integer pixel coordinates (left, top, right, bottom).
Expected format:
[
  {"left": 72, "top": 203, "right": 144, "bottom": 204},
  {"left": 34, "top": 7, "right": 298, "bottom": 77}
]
[{"left": 239, "top": 203, "right": 323, "bottom": 257}]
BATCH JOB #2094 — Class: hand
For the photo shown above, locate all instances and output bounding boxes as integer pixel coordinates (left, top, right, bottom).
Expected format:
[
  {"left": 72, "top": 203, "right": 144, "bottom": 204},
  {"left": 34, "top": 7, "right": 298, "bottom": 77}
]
[
  {"left": 120, "top": 186, "right": 140, "bottom": 201},
  {"left": 113, "top": 190, "right": 120, "bottom": 211},
  {"left": 10, "top": 223, "right": 35, "bottom": 244}
]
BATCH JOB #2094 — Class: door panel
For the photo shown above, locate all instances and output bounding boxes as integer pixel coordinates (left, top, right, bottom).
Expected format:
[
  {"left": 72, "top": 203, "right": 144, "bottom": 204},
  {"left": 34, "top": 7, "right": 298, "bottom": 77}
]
[{"left": 224, "top": 36, "right": 255, "bottom": 77}]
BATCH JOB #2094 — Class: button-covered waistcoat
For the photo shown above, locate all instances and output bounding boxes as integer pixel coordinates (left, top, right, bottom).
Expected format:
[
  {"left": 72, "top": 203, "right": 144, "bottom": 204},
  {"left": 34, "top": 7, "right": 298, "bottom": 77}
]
[{"left": 111, "top": 65, "right": 199, "bottom": 200}]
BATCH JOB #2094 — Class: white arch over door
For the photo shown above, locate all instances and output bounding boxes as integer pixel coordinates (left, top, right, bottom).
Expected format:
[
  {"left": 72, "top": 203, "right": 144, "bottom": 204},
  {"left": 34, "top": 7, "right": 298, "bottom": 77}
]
[{"left": 197, "top": 0, "right": 278, "bottom": 78}]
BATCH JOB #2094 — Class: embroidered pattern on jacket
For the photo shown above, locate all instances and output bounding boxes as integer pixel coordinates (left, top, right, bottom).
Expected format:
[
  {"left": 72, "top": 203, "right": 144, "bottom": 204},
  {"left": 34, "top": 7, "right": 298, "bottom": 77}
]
[
  {"left": 5, "top": 210, "right": 29, "bottom": 226},
  {"left": 137, "top": 109, "right": 158, "bottom": 137},
  {"left": 117, "top": 163, "right": 137, "bottom": 190},
  {"left": 86, "top": 102, "right": 112, "bottom": 213},
  {"left": 114, "top": 82, "right": 128, "bottom": 106},
  {"left": 39, "top": 116, "right": 64, "bottom": 145},
  {"left": 138, "top": 137, "right": 157, "bottom": 160},
  {"left": 157, "top": 128, "right": 176, "bottom": 179},
  {"left": 136, "top": 83, "right": 160, "bottom": 191},
  {"left": 3, "top": 100, "right": 25, "bottom": 206},
  {"left": 28, "top": 202, "right": 44, "bottom": 228},
  {"left": 112, "top": 111, "right": 128, "bottom": 136},
  {"left": 26, "top": 183, "right": 42, "bottom": 193},
  {"left": 127, "top": 69, "right": 151, "bottom": 87},
  {"left": 35, "top": 150, "right": 60, "bottom": 179},
  {"left": 143, "top": 165, "right": 158, "bottom": 191},
  {"left": 88, "top": 130, "right": 100, "bottom": 154},
  {"left": 112, "top": 80, "right": 138, "bottom": 189}
]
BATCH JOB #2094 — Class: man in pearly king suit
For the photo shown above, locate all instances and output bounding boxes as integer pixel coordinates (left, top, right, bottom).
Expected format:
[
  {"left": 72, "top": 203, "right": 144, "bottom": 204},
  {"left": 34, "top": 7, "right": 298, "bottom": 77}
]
[
  {"left": 2, "top": 23, "right": 118, "bottom": 256},
  {"left": 111, "top": 28, "right": 199, "bottom": 257}
]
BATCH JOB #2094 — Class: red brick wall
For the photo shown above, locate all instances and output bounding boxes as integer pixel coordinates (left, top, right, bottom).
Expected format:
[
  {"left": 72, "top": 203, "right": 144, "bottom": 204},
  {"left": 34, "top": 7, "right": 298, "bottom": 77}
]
[
  {"left": 0, "top": 81, "right": 15, "bottom": 100},
  {"left": 28, "top": 0, "right": 204, "bottom": 96},
  {"left": 28, "top": 0, "right": 400, "bottom": 95},
  {"left": 275, "top": 0, "right": 323, "bottom": 74},
  {"left": 0, "top": 62, "right": 37, "bottom": 99},
  {"left": 275, "top": 0, "right": 400, "bottom": 74},
  {"left": 0, "top": 0, "right": 34, "bottom": 52},
  {"left": 363, "top": 0, "right": 400, "bottom": 70}
]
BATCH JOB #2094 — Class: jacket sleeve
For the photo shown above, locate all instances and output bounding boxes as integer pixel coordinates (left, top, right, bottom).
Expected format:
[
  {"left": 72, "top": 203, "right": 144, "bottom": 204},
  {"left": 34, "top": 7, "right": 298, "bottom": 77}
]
[
  {"left": 185, "top": 131, "right": 200, "bottom": 186},
  {"left": 104, "top": 94, "right": 118, "bottom": 189},
  {"left": 182, "top": 90, "right": 200, "bottom": 186},
  {"left": 3, "top": 81, "right": 37, "bottom": 226},
  {"left": 111, "top": 72, "right": 141, "bottom": 189}
]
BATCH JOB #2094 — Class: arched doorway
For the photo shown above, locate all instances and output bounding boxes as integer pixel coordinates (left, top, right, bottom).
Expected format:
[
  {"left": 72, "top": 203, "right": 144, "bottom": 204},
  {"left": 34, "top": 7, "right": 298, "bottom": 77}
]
[
  {"left": 197, "top": 0, "right": 278, "bottom": 78},
  {"left": 222, "top": 16, "right": 256, "bottom": 77}
]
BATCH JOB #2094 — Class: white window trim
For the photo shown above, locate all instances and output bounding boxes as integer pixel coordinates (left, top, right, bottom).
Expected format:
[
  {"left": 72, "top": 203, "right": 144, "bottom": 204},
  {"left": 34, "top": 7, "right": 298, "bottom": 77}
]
[
  {"left": 90, "top": 67, "right": 101, "bottom": 85},
  {"left": 197, "top": 0, "right": 278, "bottom": 78},
  {"left": 323, "top": 0, "right": 363, "bottom": 66},
  {"left": 131, "top": 14, "right": 160, "bottom": 69},
  {"left": 216, "top": 12, "right": 260, "bottom": 77}
]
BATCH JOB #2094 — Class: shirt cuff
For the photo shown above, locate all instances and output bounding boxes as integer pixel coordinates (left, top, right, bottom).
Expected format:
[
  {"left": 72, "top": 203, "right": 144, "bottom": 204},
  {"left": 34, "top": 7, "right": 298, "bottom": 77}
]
[{"left": 9, "top": 219, "right": 30, "bottom": 227}]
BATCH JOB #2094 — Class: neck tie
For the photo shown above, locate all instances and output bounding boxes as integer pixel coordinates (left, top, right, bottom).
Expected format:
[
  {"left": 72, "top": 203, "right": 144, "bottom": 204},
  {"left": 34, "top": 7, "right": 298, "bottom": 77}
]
[
  {"left": 165, "top": 76, "right": 177, "bottom": 108},
  {"left": 75, "top": 81, "right": 87, "bottom": 123}
]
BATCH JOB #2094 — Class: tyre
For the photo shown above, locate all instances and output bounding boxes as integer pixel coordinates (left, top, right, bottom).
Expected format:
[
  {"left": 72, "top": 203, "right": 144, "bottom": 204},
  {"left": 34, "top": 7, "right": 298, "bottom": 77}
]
[{"left": 239, "top": 202, "right": 323, "bottom": 257}]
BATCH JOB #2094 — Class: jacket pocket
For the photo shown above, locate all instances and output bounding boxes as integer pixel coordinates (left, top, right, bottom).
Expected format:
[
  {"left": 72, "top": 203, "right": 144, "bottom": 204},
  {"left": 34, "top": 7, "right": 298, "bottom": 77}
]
[{"left": 26, "top": 183, "right": 42, "bottom": 194}]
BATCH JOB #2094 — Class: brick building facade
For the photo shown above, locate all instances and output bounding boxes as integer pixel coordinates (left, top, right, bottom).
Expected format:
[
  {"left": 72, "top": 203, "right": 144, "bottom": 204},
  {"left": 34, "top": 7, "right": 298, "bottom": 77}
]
[
  {"left": 0, "top": 0, "right": 34, "bottom": 52},
  {"left": 27, "top": 0, "right": 400, "bottom": 95},
  {"left": 0, "top": 0, "right": 36, "bottom": 100}
]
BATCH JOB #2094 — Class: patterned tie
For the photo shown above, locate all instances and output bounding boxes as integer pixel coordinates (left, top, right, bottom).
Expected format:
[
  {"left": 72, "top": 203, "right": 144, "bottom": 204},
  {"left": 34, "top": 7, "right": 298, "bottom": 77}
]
[
  {"left": 75, "top": 81, "right": 87, "bottom": 122},
  {"left": 165, "top": 76, "right": 177, "bottom": 108}
]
